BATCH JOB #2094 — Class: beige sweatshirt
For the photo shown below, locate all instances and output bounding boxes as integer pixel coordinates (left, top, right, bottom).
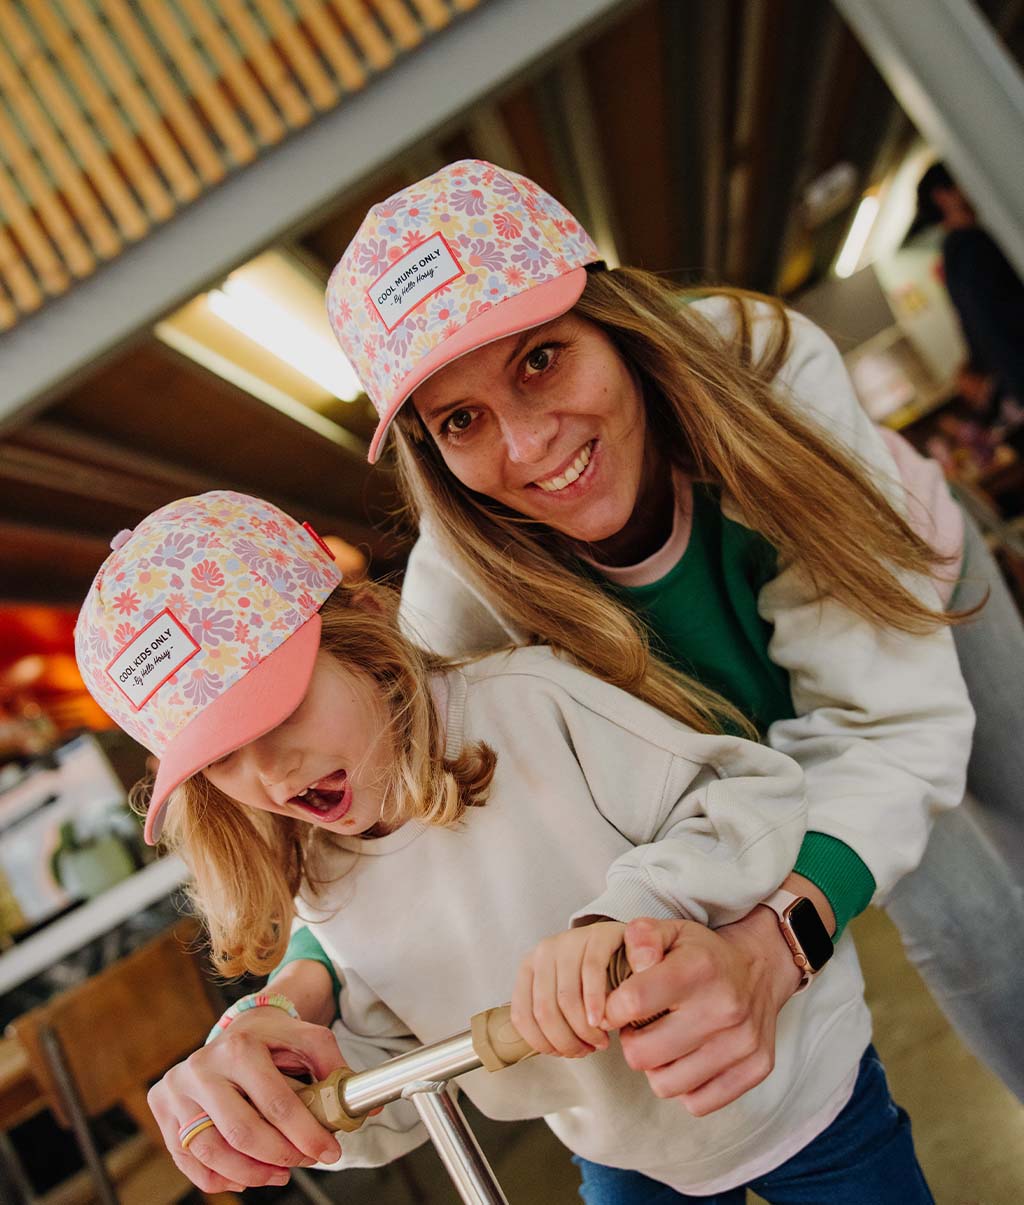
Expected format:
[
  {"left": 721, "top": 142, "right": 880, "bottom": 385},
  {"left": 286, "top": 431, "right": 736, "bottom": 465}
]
[{"left": 301, "top": 647, "right": 871, "bottom": 1195}]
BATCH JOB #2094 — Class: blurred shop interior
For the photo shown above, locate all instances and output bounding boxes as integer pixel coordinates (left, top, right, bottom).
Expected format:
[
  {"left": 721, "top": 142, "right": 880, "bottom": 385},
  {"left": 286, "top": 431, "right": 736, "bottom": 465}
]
[{"left": 1, "top": 0, "right": 1023, "bottom": 1201}]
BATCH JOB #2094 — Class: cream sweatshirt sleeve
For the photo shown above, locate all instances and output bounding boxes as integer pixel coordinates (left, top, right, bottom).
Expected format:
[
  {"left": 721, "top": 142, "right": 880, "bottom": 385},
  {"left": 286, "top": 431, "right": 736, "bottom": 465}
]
[
  {"left": 709, "top": 299, "right": 974, "bottom": 900},
  {"left": 568, "top": 725, "right": 807, "bottom": 931},
  {"left": 482, "top": 654, "right": 807, "bottom": 931}
]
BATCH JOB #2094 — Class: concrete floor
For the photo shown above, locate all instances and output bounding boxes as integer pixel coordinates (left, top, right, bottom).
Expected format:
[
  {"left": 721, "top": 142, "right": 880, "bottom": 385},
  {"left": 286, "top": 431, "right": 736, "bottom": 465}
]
[{"left": 275, "top": 907, "right": 1024, "bottom": 1204}]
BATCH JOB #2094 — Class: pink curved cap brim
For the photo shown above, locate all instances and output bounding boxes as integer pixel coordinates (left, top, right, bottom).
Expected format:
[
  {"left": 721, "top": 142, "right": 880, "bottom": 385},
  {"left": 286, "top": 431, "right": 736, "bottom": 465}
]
[
  {"left": 367, "top": 266, "right": 589, "bottom": 464},
  {"left": 144, "top": 613, "right": 322, "bottom": 844}
]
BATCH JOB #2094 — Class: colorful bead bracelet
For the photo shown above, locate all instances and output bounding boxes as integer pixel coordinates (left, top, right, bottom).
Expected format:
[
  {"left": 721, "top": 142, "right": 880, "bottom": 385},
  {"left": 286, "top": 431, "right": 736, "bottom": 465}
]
[{"left": 205, "top": 991, "right": 300, "bottom": 1046}]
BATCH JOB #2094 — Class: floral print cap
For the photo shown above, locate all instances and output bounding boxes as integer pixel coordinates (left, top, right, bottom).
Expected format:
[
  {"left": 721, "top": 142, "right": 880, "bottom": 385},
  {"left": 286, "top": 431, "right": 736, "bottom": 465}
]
[
  {"left": 75, "top": 491, "right": 342, "bottom": 843},
  {"left": 326, "top": 160, "right": 600, "bottom": 463}
]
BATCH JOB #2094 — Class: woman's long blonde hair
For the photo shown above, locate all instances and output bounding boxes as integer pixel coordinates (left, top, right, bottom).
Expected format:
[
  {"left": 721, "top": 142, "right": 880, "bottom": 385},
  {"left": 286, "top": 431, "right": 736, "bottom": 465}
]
[
  {"left": 136, "top": 581, "right": 495, "bottom": 977},
  {"left": 394, "top": 268, "right": 965, "bottom": 740}
]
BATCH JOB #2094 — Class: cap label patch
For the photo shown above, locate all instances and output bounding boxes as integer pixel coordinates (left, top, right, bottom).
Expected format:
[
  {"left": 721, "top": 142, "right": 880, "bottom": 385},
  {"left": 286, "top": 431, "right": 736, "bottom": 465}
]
[
  {"left": 106, "top": 609, "right": 200, "bottom": 711},
  {"left": 368, "top": 233, "right": 463, "bottom": 332}
]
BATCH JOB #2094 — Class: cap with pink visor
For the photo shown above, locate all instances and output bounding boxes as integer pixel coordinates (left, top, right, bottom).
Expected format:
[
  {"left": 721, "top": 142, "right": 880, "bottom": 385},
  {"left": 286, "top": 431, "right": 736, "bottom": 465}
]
[
  {"left": 74, "top": 491, "right": 341, "bottom": 843},
  {"left": 326, "top": 160, "right": 601, "bottom": 463}
]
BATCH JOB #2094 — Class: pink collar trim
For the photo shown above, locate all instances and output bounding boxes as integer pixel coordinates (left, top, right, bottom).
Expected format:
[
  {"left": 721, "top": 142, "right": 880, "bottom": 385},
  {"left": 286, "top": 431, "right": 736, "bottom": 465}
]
[{"left": 585, "top": 473, "right": 694, "bottom": 588}]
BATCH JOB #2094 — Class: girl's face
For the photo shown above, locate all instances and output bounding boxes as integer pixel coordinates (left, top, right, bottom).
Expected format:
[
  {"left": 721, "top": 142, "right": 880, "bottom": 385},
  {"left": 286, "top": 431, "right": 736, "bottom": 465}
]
[
  {"left": 203, "top": 652, "right": 393, "bottom": 836},
  {"left": 412, "top": 313, "right": 649, "bottom": 546}
]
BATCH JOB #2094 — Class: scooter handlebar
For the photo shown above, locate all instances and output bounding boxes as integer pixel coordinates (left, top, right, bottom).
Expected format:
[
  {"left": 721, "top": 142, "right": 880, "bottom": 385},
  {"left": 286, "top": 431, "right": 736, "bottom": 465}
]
[{"left": 291, "top": 943, "right": 638, "bottom": 1128}]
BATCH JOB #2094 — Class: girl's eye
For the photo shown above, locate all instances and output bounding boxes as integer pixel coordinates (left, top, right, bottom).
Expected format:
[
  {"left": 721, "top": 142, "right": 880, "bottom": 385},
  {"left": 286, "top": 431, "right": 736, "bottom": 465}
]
[
  {"left": 208, "top": 750, "right": 234, "bottom": 770},
  {"left": 440, "top": 408, "right": 477, "bottom": 439}
]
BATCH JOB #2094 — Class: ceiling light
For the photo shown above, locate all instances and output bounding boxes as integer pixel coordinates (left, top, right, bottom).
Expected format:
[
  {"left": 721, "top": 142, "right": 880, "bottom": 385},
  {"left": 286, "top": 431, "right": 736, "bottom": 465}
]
[
  {"left": 207, "top": 274, "right": 361, "bottom": 401},
  {"left": 835, "top": 194, "right": 880, "bottom": 278}
]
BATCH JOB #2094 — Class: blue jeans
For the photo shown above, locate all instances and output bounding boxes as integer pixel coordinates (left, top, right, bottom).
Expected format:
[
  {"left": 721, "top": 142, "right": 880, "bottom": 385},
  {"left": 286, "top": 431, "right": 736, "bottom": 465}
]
[
  {"left": 574, "top": 1045, "right": 933, "bottom": 1204},
  {"left": 884, "top": 509, "right": 1024, "bottom": 1101}
]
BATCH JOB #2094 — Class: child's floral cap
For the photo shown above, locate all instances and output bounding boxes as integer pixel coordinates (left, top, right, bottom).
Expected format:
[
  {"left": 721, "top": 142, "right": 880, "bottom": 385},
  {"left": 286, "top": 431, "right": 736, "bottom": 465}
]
[
  {"left": 74, "top": 491, "right": 342, "bottom": 844},
  {"left": 326, "top": 159, "right": 600, "bottom": 463}
]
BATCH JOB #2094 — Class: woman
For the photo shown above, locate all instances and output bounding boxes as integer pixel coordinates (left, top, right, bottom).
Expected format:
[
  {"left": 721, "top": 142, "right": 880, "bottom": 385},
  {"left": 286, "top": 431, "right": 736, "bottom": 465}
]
[{"left": 152, "top": 160, "right": 1023, "bottom": 1199}]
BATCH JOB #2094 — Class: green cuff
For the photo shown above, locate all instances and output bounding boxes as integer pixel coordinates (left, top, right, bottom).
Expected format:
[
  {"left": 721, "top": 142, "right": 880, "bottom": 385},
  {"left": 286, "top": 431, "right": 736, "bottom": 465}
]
[
  {"left": 793, "top": 832, "right": 876, "bottom": 942},
  {"left": 270, "top": 927, "right": 342, "bottom": 1020}
]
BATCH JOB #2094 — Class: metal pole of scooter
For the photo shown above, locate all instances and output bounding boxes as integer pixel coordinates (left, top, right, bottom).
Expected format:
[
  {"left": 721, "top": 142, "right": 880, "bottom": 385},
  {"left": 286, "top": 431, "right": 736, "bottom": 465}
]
[{"left": 403, "top": 1081, "right": 509, "bottom": 1205}]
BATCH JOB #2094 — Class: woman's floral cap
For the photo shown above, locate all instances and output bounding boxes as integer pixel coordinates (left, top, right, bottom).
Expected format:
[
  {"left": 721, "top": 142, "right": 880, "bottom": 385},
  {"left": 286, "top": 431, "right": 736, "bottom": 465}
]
[
  {"left": 74, "top": 491, "right": 342, "bottom": 843},
  {"left": 326, "top": 159, "right": 600, "bottom": 463}
]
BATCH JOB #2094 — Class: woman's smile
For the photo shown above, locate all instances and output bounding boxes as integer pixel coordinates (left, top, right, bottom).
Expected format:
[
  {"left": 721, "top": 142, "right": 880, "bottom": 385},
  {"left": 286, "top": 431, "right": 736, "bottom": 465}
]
[
  {"left": 530, "top": 438, "right": 597, "bottom": 495},
  {"left": 414, "top": 315, "right": 650, "bottom": 548}
]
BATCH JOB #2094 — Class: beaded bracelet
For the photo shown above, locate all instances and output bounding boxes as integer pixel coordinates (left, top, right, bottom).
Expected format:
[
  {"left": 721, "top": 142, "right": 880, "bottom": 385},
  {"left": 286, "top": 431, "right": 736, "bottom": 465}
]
[{"left": 205, "top": 991, "right": 300, "bottom": 1046}]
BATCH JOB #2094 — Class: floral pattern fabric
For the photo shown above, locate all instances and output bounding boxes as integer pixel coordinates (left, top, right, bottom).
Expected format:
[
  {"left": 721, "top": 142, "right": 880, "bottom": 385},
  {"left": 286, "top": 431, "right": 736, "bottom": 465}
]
[
  {"left": 75, "top": 491, "right": 341, "bottom": 756},
  {"left": 326, "top": 160, "right": 599, "bottom": 453}
]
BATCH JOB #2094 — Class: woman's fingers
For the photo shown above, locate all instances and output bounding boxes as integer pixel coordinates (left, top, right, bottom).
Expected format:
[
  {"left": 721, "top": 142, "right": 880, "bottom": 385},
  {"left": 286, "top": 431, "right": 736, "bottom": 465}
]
[{"left": 602, "top": 916, "right": 783, "bottom": 1116}]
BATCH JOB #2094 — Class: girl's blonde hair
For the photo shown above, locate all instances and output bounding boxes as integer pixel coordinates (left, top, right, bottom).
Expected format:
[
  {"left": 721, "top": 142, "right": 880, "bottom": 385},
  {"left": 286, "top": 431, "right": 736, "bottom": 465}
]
[
  {"left": 394, "top": 268, "right": 966, "bottom": 740},
  {"left": 135, "top": 581, "right": 495, "bottom": 977}
]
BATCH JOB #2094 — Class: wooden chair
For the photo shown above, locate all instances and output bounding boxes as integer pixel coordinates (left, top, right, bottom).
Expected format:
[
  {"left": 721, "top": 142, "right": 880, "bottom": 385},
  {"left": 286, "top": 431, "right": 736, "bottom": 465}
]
[{"left": 7, "top": 919, "right": 236, "bottom": 1205}]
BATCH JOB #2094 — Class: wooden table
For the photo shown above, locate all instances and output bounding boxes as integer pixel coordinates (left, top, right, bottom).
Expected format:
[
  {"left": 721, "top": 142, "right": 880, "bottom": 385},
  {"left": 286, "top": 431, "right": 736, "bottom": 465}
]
[{"left": 0, "top": 1035, "right": 39, "bottom": 1131}]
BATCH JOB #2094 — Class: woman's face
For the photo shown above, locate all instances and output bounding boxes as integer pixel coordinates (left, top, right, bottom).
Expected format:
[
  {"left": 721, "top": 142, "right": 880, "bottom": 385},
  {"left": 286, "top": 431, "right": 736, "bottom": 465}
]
[
  {"left": 202, "top": 652, "right": 392, "bottom": 836},
  {"left": 412, "top": 313, "right": 648, "bottom": 545}
]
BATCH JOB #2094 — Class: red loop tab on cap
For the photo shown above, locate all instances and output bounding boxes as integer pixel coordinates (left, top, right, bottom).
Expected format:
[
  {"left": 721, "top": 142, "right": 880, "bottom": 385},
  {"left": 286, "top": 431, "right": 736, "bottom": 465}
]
[{"left": 302, "top": 521, "right": 335, "bottom": 560}]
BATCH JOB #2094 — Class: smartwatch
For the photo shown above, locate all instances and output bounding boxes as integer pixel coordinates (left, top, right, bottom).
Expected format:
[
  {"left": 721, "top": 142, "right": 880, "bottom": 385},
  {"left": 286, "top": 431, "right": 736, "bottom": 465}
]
[{"left": 761, "top": 889, "right": 834, "bottom": 993}]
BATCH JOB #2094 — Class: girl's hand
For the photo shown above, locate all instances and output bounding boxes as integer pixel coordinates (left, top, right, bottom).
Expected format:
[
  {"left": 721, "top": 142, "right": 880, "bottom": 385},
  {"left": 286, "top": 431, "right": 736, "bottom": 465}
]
[
  {"left": 148, "top": 1009, "right": 348, "bottom": 1194},
  {"left": 511, "top": 921, "right": 626, "bottom": 1058},
  {"left": 603, "top": 909, "right": 803, "bottom": 1118}
]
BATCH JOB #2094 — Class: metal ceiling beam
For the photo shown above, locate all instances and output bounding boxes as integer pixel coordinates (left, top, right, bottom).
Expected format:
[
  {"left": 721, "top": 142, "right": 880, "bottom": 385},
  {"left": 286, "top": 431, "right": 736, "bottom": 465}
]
[
  {"left": 835, "top": 0, "right": 1024, "bottom": 277},
  {"left": 0, "top": 0, "right": 636, "bottom": 430},
  {"left": 3, "top": 422, "right": 401, "bottom": 557}
]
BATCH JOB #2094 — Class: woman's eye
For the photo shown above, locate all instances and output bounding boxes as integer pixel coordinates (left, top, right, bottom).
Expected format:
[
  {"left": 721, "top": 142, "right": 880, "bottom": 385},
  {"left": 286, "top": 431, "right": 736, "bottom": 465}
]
[
  {"left": 440, "top": 408, "right": 476, "bottom": 438},
  {"left": 524, "top": 346, "right": 553, "bottom": 375}
]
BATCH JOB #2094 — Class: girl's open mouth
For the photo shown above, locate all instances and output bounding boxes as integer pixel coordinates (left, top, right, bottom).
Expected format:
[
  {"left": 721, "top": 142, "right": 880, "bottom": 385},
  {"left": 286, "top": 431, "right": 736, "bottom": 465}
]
[{"left": 291, "top": 769, "right": 352, "bottom": 824}]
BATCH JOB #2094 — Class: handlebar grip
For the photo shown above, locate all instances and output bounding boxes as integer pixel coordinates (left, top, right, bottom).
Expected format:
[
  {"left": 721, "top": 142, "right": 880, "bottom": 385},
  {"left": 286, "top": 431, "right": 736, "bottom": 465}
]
[
  {"left": 289, "top": 1067, "right": 365, "bottom": 1132},
  {"left": 470, "top": 942, "right": 640, "bottom": 1071},
  {"left": 470, "top": 1004, "right": 535, "bottom": 1071}
]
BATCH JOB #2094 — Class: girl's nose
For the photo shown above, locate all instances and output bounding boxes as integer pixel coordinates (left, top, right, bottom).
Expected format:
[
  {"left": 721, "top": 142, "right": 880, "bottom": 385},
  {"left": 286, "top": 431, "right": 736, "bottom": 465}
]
[
  {"left": 251, "top": 739, "right": 299, "bottom": 803},
  {"left": 500, "top": 409, "right": 558, "bottom": 465}
]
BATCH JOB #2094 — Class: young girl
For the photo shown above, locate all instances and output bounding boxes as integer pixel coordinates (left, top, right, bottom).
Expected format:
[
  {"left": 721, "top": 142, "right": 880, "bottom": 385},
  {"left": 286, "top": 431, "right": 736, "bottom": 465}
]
[{"left": 77, "top": 490, "right": 935, "bottom": 1203}]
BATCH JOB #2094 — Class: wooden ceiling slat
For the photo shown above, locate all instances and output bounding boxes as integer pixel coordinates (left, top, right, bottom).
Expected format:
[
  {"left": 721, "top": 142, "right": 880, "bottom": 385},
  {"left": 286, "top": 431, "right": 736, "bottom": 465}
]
[
  {"left": 101, "top": 0, "right": 226, "bottom": 188},
  {"left": 407, "top": 0, "right": 454, "bottom": 30},
  {"left": 0, "top": 6, "right": 120, "bottom": 262},
  {"left": 218, "top": 0, "right": 313, "bottom": 129},
  {"left": 294, "top": 0, "right": 367, "bottom": 92},
  {"left": 0, "top": 280, "right": 17, "bottom": 330},
  {"left": 450, "top": 0, "right": 480, "bottom": 11},
  {"left": 0, "top": 224, "right": 44, "bottom": 313},
  {"left": 28, "top": 0, "right": 173, "bottom": 223},
  {"left": 0, "top": 158, "right": 70, "bottom": 295},
  {"left": 0, "top": 58, "right": 95, "bottom": 279},
  {"left": 15, "top": 2, "right": 145, "bottom": 243},
  {"left": 177, "top": 0, "right": 285, "bottom": 145},
  {"left": 330, "top": 0, "right": 394, "bottom": 71},
  {"left": 165, "top": 0, "right": 273, "bottom": 157},
  {"left": 372, "top": 0, "right": 424, "bottom": 46},
  {"left": 66, "top": 0, "right": 199, "bottom": 206},
  {"left": 251, "top": 0, "right": 339, "bottom": 110}
]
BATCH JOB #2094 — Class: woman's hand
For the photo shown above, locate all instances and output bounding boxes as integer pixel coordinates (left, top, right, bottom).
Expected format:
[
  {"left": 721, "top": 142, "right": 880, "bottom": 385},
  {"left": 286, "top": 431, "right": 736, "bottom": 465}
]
[
  {"left": 511, "top": 921, "right": 626, "bottom": 1058},
  {"left": 603, "top": 907, "right": 805, "bottom": 1118},
  {"left": 148, "top": 1008, "right": 347, "bottom": 1194}
]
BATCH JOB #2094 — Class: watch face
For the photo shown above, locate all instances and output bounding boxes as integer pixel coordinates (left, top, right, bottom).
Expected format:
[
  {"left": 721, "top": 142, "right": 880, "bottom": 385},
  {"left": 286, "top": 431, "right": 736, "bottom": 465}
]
[{"left": 788, "top": 898, "right": 834, "bottom": 972}]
